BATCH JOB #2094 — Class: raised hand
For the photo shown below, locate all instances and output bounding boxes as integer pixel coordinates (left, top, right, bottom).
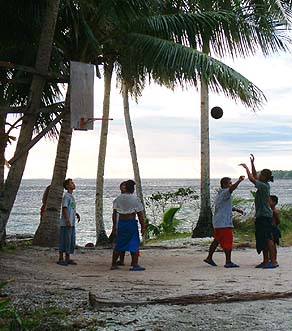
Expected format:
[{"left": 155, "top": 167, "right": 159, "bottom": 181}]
[
  {"left": 239, "top": 163, "right": 248, "bottom": 169},
  {"left": 250, "top": 154, "right": 255, "bottom": 163}
]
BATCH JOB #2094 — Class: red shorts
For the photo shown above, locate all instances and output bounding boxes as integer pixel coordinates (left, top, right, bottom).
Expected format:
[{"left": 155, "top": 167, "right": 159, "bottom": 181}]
[{"left": 214, "top": 228, "right": 233, "bottom": 250}]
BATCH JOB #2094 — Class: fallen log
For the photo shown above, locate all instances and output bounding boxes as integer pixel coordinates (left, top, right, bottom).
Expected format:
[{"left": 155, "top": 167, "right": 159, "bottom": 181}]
[{"left": 89, "top": 291, "right": 292, "bottom": 308}]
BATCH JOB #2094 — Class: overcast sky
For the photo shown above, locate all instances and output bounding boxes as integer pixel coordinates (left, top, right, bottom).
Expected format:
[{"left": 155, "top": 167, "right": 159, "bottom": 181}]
[{"left": 5, "top": 50, "right": 292, "bottom": 179}]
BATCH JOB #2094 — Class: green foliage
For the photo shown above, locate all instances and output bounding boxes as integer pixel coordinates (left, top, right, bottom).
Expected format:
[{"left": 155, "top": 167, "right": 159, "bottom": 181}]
[
  {"left": 0, "top": 279, "right": 71, "bottom": 330},
  {"left": 0, "top": 306, "right": 70, "bottom": 331},
  {"left": 278, "top": 207, "right": 292, "bottom": 233},
  {"left": 233, "top": 206, "right": 292, "bottom": 247},
  {"left": 145, "top": 187, "right": 198, "bottom": 238},
  {"left": 146, "top": 207, "right": 182, "bottom": 237},
  {"left": 0, "top": 280, "right": 23, "bottom": 331},
  {"left": 233, "top": 216, "right": 255, "bottom": 237},
  {"left": 161, "top": 207, "right": 181, "bottom": 234},
  {"left": 145, "top": 187, "right": 198, "bottom": 226},
  {"left": 272, "top": 170, "right": 292, "bottom": 179},
  {"left": 0, "top": 240, "right": 32, "bottom": 253}
]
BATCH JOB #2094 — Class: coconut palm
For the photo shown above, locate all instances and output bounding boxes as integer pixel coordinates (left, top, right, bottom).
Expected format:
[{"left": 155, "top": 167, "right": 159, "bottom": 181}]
[
  {"left": 0, "top": 0, "right": 61, "bottom": 245},
  {"left": 33, "top": 0, "right": 104, "bottom": 247},
  {"left": 121, "top": 81, "right": 145, "bottom": 210},
  {"left": 93, "top": 0, "right": 277, "bottom": 244},
  {"left": 188, "top": 0, "right": 292, "bottom": 237}
]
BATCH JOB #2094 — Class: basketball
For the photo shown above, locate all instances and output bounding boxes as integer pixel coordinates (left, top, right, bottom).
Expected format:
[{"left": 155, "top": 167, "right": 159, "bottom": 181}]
[{"left": 211, "top": 106, "right": 223, "bottom": 119}]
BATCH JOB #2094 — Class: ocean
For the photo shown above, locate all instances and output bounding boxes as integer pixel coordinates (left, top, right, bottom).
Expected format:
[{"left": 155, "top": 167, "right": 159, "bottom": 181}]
[{"left": 6, "top": 178, "right": 292, "bottom": 246}]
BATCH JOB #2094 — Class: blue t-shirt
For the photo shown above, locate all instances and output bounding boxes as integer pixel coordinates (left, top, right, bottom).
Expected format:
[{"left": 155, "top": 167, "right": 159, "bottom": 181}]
[
  {"left": 255, "top": 180, "right": 272, "bottom": 218},
  {"left": 212, "top": 188, "right": 233, "bottom": 228},
  {"left": 60, "top": 192, "right": 76, "bottom": 226}
]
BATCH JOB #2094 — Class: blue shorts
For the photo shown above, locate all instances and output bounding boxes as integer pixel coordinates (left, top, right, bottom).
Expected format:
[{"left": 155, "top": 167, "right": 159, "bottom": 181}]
[
  {"left": 114, "top": 220, "right": 140, "bottom": 253},
  {"left": 59, "top": 226, "right": 76, "bottom": 254}
]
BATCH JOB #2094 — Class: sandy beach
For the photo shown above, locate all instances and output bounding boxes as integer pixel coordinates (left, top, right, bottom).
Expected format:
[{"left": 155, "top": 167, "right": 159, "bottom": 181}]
[{"left": 1, "top": 240, "right": 292, "bottom": 330}]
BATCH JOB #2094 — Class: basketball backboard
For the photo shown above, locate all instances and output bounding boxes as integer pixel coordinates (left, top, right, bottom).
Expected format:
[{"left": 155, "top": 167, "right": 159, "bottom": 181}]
[{"left": 70, "top": 61, "right": 94, "bottom": 130}]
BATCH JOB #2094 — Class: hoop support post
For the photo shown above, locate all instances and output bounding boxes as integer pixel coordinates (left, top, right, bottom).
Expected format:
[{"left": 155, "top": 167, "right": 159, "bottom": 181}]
[{"left": 79, "top": 117, "right": 113, "bottom": 130}]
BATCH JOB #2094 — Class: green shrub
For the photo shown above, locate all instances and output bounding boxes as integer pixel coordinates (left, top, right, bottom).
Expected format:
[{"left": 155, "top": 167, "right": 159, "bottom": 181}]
[{"left": 146, "top": 207, "right": 182, "bottom": 238}]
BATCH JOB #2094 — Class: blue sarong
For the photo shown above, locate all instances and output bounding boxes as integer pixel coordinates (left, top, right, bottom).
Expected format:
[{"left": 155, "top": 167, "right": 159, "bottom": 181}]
[{"left": 115, "top": 220, "right": 140, "bottom": 253}]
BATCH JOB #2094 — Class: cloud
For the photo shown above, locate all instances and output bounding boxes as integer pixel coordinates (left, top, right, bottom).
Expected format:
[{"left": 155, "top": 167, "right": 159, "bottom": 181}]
[{"left": 5, "top": 49, "right": 292, "bottom": 179}]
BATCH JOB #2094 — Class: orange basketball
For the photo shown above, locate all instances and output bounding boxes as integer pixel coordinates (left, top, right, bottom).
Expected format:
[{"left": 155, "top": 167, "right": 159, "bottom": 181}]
[{"left": 211, "top": 106, "right": 223, "bottom": 119}]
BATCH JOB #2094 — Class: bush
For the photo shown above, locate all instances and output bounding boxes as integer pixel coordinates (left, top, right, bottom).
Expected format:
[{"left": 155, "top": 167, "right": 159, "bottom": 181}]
[{"left": 146, "top": 207, "right": 181, "bottom": 237}]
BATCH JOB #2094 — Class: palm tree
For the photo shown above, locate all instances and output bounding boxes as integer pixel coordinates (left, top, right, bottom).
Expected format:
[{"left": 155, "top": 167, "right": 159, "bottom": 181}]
[
  {"left": 121, "top": 81, "right": 145, "bottom": 209},
  {"left": 33, "top": 0, "right": 103, "bottom": 247},
  {"left": 33, "top": 99, "right": 71, "bottom": 247},
  {"left": 190, "top": 0, "right": 292, "bottom": 237},
  {"left": 95, "top": 59, "right": 115, "bottom": 244},
  {"left": 93, "top": 0, "right": 273, "bottom": 244},
  {"left": 0, "top": 0, "right": 61, "bottom": 245}
]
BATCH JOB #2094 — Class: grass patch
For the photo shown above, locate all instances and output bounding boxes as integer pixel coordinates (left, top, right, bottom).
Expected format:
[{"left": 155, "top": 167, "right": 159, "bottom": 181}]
[
  {"left": 0, "top": 240, "right": 33, "bottom": 253},
  {"left": 0, "top": 306, "right": 76, "bottom": 331}
]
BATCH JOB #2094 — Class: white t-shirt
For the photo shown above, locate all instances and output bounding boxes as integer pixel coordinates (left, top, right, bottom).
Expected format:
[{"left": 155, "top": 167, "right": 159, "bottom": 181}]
[
  {"left": 212, "top": 188, "right": 233, "bottom": 228},
  {"left": 113, "top": 194, "right": 144, "bottom": 214}
]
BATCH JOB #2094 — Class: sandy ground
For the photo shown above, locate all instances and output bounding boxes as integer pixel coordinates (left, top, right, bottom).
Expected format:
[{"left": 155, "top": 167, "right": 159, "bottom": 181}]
[{"left": 1, "top": 241, "right": 292, "bottom": 330}]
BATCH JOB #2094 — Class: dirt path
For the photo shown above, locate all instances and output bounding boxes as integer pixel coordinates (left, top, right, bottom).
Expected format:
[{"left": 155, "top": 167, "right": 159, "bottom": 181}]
[{"left": 1, "top": 244, "right": 292, "bottom": 330}]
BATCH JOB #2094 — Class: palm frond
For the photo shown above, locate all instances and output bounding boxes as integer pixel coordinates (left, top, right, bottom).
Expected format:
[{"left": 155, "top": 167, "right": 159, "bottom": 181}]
[{"left": 126, "top": 33, "right": 265, "bottom": 108}]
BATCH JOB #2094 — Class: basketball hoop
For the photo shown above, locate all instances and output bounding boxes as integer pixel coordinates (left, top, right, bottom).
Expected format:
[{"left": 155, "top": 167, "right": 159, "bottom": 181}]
[{"left": 78, "top": 117, "right": 113, "bottom": 130}]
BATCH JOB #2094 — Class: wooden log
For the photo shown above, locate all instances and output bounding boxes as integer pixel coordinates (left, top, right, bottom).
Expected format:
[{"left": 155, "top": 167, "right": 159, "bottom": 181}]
[{"left": 88, "top": 290, "right": 292, "bottom": 308}]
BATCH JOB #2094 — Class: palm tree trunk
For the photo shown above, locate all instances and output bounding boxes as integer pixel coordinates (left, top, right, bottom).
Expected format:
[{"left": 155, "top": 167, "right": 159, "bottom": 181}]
[
  {"left": 122, "top": 82, "right": 145, "bottom": 208},
  {"left": 0, "top": 0, "right": 60, "bottom": 246},
  {"left": 95, "top": 60, "right": 114, "bottom": 245},
  {"left": 0, "top": 114, "right": 7, "bottom": 193},
  {"left": 33, "top": 94, "right": 71, "bottom": 247},
  {"left": 192, "top": 76, "right": 213, "bottom": 237}
]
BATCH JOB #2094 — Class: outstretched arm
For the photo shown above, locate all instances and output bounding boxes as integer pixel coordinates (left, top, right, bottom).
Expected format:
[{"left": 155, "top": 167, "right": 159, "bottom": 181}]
[
  {"left": 250, "top": 154, "right": 257, "bottom": 179},
  {"left": 229, "top": 176, "right": 245, "bottom": 193},
  {"left": 239, "top": 163, "right": 256, "bottom": 184}
]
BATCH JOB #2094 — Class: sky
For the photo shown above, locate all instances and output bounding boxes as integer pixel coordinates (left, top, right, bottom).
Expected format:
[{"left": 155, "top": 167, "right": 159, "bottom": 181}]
[{"left": 5, "top": 50, "right": 292, "bottom": 179}]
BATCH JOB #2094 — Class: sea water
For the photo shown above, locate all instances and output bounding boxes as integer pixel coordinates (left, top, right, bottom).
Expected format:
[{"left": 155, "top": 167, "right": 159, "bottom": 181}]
[{"left": 6, "top": 178, "right": 292, "bottom": 246}]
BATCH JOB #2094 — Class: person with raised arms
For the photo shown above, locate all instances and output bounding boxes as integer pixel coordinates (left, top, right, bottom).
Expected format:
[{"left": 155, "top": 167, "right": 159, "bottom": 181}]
[{"left": 239, "top": 154, "right": 277, "bottom": 269}]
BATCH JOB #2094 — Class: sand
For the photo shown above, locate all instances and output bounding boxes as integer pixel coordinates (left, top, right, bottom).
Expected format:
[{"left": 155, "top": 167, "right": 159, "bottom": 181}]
[{"left": 1, "top": 240, "right": 292, "bottom": 330}]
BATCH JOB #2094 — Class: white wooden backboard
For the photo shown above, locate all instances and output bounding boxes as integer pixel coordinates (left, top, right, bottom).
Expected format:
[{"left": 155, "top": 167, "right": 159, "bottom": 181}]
[{"left": 70, "top": 61, "right": 94, "bottom": 130}]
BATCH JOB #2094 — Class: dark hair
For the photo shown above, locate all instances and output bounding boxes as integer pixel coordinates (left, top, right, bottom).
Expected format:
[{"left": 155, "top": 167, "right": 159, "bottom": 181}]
[
  {"left": 125, "top": 179, "right": 136, "bottom": 193},
  {"left": 220, "top": 177, "right": 231, "bottom": 188},
  {"left": 261, "top": 169, "right": 273, "bottom": 182},
  {"left": 119, "top": 181, "right": 126, "bottom": 189},
  {"left": 63, "top": 178, "right": 72, "bottom": 190},
  {"left": 270, "top": 195, "right": 278, "bottom": 205}
]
